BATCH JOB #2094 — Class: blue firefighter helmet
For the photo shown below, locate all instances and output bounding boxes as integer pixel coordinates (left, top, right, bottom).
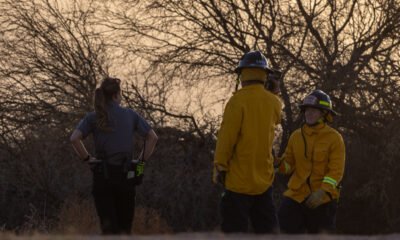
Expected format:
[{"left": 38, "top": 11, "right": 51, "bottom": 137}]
[
  {"left": 299, "top": 90, "right": 338, "bottom": 115},
  {"left": 234, "top": 50, "right": 274, "bottom": 74}
]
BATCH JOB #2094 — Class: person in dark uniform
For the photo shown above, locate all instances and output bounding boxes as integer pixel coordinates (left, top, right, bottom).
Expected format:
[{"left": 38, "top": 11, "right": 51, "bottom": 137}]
[{"left": 70, "top": 77, "right": 158, "bottom": 234}]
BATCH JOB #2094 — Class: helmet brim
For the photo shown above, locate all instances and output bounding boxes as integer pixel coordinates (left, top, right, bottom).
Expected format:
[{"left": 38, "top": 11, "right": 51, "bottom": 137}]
[
  {"left": 235, "top": 66, "right": 274, "bottom": 74},
  {"left": 299, "top": 104, "right": 339, "bottom": 116}
]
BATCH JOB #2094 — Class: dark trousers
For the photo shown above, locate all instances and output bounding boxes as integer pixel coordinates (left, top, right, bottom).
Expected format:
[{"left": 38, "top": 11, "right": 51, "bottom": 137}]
[
  {"left": 220, "top": 187, "right": 278, "bottom": 233},
  {"left": 278, "top": 196, "right": 337, "bottom": 234},
  {"left": 92, "top": 165, "right": 136, "bottom": 235}
]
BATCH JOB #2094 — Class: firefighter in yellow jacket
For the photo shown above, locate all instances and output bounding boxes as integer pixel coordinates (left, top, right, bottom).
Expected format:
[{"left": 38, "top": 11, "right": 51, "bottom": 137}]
[
  {"left": 213, "top": 50, "right": 282, "bottom": 233},
  {"left": 276, "top": 90, "right": 345, "bottom": 233}
]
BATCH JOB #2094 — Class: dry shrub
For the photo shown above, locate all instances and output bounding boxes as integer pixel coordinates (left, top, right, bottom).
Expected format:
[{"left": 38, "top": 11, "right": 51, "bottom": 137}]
[
  {"left": 18, "top": 204, "right": 54, "bottom": 234},
  {"left": 336, "top": 119, "right": 400, "bottom": 234},
  {"left": 0, "top": 126, "right": 93, "bottom": 233},
  {"left": 4, "top": 122, "right": 400, "bottom": 235},
  {"left": 136, "top": 127, "right": 221, "bottom": 232}
]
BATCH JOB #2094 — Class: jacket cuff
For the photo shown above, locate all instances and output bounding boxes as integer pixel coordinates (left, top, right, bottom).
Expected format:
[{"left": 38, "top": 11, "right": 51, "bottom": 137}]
[
  {"left": 215, "top": 164, "right": 228, "bottom": 172},
  {"left": 213, "top": 165, "right": 228, "bottom": 184},
  {"left": 323, "top": 176, "right": 337, "bottom": 187},
  {"left": 321, "top": 176, "right": 337, "bottom": 192}
]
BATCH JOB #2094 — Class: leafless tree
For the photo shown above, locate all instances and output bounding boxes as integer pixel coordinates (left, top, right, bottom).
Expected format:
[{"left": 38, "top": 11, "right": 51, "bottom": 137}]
[
  {"left": 1, "top": 0, "right": 400, "bottom": 233},
  {"left": 98, "top": 0, "right": 400, "bottom": 232},
  {"left": 99, "top": 0, "right": 400, "bottom": 151},
  {"left": 0, "top": 0, "right": 108, "bottom": 148},
  {"left": 0, "top": 0, "right": 108, "bottom": 231}
]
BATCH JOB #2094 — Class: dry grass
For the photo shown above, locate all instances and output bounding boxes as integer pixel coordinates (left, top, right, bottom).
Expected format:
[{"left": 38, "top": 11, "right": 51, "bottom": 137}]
[
  {"left": 1, "top": 232, "right": 400, "bottom": 240},
  {"left": 51, "top": 197, "right": 171, "bottom": 235},
  {"left": 54, "top": 197, "right": 100, "bottom": 235},
  {"left": 132, "top": 207, "right": 172, "bottom": 234}
]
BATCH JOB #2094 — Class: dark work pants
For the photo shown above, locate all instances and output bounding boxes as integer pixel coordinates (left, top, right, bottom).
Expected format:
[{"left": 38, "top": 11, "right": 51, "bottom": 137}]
[
  {"left": 278, "top": 196, "right": 337, "bottom": 234},
  {"left": 220, "top": 187, "right": 278, "bottom": 233},
  {"left": 92, "top": 165, "right": 136, "bottom": 235}
]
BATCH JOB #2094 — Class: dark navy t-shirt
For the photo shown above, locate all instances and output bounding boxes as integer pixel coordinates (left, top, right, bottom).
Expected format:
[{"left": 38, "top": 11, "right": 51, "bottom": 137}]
[{"left": 76, "top": 102, "right": 151, "bottom": 156}]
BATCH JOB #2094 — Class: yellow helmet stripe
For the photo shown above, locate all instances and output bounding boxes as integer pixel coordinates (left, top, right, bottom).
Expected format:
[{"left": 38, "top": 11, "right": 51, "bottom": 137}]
[{"left": 319, "top": 100, "right": 331, "bottom": 108}]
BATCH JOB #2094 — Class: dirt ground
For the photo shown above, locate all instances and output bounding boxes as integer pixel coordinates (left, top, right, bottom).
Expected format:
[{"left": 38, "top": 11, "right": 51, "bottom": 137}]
[{"left": 1, "top": 233, "right": 399, "bottom": 240}]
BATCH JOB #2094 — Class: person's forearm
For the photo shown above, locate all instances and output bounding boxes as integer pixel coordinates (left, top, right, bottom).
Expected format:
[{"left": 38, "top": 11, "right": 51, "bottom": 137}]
[
  {"left": 70, "top": 129, "right": 89, "bottom": 160},
  {"left": 71, "top": 140, "right": 90, "bottom": 160},
  {"left": 143, "top": 130, "right": 158, "bottom": 161},
  {"left": 143, "top": 140, "right": 156, "bottom": 161}
]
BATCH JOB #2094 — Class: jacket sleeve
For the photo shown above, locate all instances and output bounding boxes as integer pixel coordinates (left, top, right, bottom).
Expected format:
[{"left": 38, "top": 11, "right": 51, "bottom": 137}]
[
  {"left": 274, "top": 96, "right": 283, "bottom": 125},
  {"left": 213, "top": 98, "right": 242, "bottom": 172},
  {"left": 278, "top": 134, "right": 296, "bottom": 175},
  {"left": 76, "top": 113, "right": 95, "bottom": 138},
  {"left": 321, "top": 134, "right": 346, "bottom": 193}
]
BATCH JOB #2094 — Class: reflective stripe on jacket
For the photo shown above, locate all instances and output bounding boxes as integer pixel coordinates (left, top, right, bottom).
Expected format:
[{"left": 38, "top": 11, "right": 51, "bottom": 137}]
[
  {"left": 214, "top": 84, "right": 282, "bottom": 195},
  {"left": 278, "top": 123, "right": 345, "bottom": 203}
]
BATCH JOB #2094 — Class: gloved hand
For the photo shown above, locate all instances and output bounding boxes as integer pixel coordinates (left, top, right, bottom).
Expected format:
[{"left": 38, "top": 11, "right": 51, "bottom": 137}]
[
  {"left": 266, "top": 69, "right": 282, "bottom": 94},
  {"left": 273, "top": 158, "right": 282, "bottom": 174},
  {"left": 305, "top": 189, "right": 327, "bottom": 209},
  {"left": 215, "top": 170, "right": 226, "bottom": 187}
]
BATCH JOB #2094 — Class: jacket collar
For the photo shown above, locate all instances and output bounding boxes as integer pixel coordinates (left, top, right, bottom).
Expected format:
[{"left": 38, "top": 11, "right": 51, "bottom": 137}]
[
  {"left": 303, "top": 122, "right": 326, "bottom": 135},
  {"left": 241, "top": 84, "right": 265, "bottom": 90}
]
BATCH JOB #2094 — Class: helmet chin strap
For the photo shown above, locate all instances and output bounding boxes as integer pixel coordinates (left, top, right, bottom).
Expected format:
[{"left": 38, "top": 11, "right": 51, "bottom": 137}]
[
  {"left": 324, "top": 112, "right": 334, "bottom": 123},
  {"left": 234, "top": 75, "right": 240, "bottom": 92},
  {"left": 305, "top": 109, "right": 331, "bottom": 126}
]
